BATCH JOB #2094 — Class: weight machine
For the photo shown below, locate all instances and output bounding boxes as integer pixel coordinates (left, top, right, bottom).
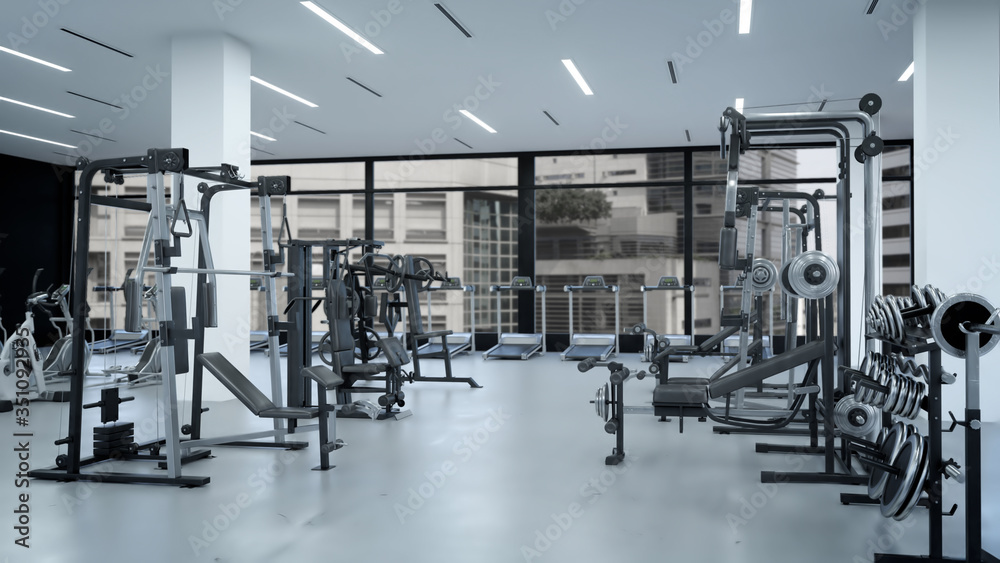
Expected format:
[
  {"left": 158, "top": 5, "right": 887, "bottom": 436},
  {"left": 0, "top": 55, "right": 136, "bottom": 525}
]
[
  {"left": 31, "top": 149, "right": 353, "bottom": 485},
  {"left": 711, "top": 96, "right": 889, "bottom": 484}
]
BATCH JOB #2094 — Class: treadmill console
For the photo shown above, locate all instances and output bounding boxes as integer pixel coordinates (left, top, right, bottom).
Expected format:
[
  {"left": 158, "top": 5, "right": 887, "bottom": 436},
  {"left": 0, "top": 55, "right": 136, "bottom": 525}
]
[
  {"left": 510, "top": 276, "right": 533, "bottom": 287},
  {"left": 441, "top": 277, "right": 462, "bottom": 288},
  {"left": 583, "top": 276, "right": 606, "bottom": 288},
  {"left": 373, "top": 277, "right": 388, "bottom": 289},
  {"left": 53, "top": 284, "right": 71, "bottom": 297},
  {"left": 658, "top": 276, "right": 680, "bottom": 287}
]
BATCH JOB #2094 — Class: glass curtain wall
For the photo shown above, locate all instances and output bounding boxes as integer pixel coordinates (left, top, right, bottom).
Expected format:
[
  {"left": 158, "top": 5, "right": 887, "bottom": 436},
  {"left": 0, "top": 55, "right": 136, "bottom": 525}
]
[
  {"left": 535, "top": 153, "right": 685, "bottom": 337},
  {"left": 374, "top": 159, "right": 517, "bottom": 333},
  {"left": 79, "top": 145, "right": 913, "bottom": 349}
]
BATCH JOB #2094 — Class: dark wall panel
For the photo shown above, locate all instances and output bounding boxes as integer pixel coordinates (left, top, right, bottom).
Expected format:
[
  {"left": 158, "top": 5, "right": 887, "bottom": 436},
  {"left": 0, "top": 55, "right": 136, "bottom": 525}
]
[{"left": 0, "top": 154, "right": 75, "bottom": 344}]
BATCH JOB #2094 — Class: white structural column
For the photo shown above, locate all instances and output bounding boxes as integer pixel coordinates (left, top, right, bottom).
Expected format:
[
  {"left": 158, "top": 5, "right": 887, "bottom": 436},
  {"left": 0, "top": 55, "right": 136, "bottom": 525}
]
[
  {"left": 914, "top": 2, "right": 1000, "bottom": 420},
  {"left": 171, "top": 35, "right": 252, "bottom": 400}
]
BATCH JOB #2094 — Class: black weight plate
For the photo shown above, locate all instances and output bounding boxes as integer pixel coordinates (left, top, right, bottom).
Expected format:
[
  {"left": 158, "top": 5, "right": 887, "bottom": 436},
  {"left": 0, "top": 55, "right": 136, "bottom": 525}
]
[
  {"left": 860, "top": 93, "right": 883, "bottom": 115},
  {"left": 931, "top": 293, "right": 998, "bottom": 358}
]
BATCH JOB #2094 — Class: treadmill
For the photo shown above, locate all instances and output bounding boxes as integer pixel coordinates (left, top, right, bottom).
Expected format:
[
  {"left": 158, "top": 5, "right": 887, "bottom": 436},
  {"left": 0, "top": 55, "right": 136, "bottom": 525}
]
[
  {"left": 640, "top": 276, "right": 694, "bottom": 363},
  {"left": 416, "top": 277, "right": 476, "bottom": 357},
  {"left": 561, "top": 276, "right": 619, "bottom": 361},
  {"left": 482, "top": 276, "right": 546, "bottom": 360}
]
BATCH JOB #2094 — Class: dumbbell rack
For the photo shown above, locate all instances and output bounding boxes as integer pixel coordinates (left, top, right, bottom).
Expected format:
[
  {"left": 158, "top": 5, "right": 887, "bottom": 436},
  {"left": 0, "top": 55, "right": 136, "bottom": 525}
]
[{"left": 841, "top": 328, "right": 996, "bottom": 563}]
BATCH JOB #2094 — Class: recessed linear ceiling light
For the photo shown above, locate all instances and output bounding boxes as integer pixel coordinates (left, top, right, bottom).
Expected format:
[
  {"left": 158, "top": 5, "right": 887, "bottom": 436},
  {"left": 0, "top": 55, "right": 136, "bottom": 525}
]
[
  {"left": 70, "top": 129, "right": 115, "bottom": 142},
  {"left": 738, "top": 0, "right": 753, "bottom": 34},
  {"left": 459, "top": 110, "right": 496, "bottom": 133},
  {"left": 434, "top": 4, "right": 472, "bottom": 38},
  {"left": 561, "top": 59, "right": 594, "bottom": 96},
  {"left": 0, "top": 128, "right": 75, "bottom": 148},
  {"left": 60, "top": 28, "right": 133, "bottom": 58},
  {"left": 0, "top": 96, "right": 74, "bottom": 118},
  {"left": 66, "top": 91, "right": 122, "bottom": 109},
  {"left": 250, "top": 76, "right": 318, "bottom": 108},
  {"left": 0, "top": 46, "right": 71, "bottom": 72},
  {"left": 300, "top": 1, "right": 384, "bottom": 55},
  {"left": 735, "top": 98, "right": 745, "bottom": 113},
  {"left": 294, "top": 120, "right": 327, "bottom": 135},
  {"left": 346, "top": 77, "right": 382, "bottom": 97},
  {"left": 898, "top": 61, "right": 914, "bottom": 82},
  {"left": 250, "top": 131, "right": 276, "bottom": 141}
]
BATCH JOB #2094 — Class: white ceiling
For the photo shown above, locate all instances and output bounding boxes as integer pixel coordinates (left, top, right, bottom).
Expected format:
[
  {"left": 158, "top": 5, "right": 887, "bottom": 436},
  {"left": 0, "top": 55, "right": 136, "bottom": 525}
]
[{"left": 0, "top": 0, "right": 913, "bottom": 167}]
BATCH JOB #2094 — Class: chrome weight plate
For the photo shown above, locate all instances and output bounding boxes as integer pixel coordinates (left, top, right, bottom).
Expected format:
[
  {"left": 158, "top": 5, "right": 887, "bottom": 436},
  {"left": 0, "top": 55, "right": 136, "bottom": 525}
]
[
  {"left": 868, "top": 422, "right": 907, "bottom": 500},
  {"left": 911, "top": 285, "right": 929, "bottom": 327},
  {"left": 787, "top": 251, "right": 840, "bottom": 300},
  {"left": 594, "top": 383, "right": 610, "bottom": 421},
  {"left": 751, "top": 258, "right": 779, "bottom": 293},
  {"left": 880, "top": 433, "right": 924, "bottom": 517},
  {"left": 833, "top": 394, "right": 881, "bottom": 438},
  {"left": 894, "top": 434, "right": 931, "bottom": 521},
  {"left": 885, "top": 295, "right": 906, "bottom": 342}
]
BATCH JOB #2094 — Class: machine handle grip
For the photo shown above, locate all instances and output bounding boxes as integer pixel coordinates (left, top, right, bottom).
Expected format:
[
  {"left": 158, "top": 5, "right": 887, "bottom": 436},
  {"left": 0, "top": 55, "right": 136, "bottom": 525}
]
[{"left": 577, "top": 358, "right": 598, "bottom": 373}]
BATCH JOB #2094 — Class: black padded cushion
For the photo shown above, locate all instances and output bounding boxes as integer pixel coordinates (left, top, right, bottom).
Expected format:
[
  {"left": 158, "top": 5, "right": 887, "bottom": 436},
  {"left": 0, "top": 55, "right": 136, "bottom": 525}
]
[
  {"left": 258, "top": 407, "right": 318, "bottom": 419},
  {"left": 667, "top": 377, "right": 710, "bottom": 385},
  {"left": 343, "top": 364, "right": 387, "bottom": 375},
  {"left": 198, "top": 352, "right": 276, "bottom": 416},
  {"left": 378, "top": 337, "right": 410, "bottom": 367},
  {"left": 302, "top": 365, "right": 344, "bottom": 390},
  {"left": 413, "top": 329, "right": 453, "bottom": 340},
  {"left": 326, "top": 279, "right": 357, "bottom": 370},
  {"left": 653, "top": 377, "right": 710, "bottom": 406}
]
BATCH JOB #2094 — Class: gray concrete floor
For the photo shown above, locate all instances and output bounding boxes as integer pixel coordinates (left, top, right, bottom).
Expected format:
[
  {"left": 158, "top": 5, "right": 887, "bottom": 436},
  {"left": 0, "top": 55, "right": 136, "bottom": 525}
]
[{"left": 0, "top": 351, "right": 997, "bottom": 563}]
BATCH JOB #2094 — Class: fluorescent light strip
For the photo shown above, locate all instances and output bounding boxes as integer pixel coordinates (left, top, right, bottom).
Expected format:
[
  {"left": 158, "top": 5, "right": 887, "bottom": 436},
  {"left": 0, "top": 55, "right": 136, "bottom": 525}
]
[
  {"left": 250, "top": 76, "right": 318, "bottom": 108},
  {"left": 0, "top": 46, "right": 71, "bottom": 72},
  {"left": 561, "top": 59, "right": 594, "bottom": 96},
  {"left": 300, "top": 2, "right": 384, "bottom": 55},
  {"left": 0, "top": 128, "right": 76, "bottom": 148},
  {"left": 735, "top": 98, "right": 745, "bottom": 113},
  {"left": 898, "top": 61, "right": 914, "bottom": 82},
  {"left": 0, "top": 96, "right": 74, "bottom": 118},
  {"left": 250, "top": 130, "right": 276, "bottom": 141},
  {"left": 739, "top": 0, "right": 753, "bottom": 34},
  {"left": 294, "top": 120, "right": 327, "bottom": 135},
  {"left": 459, "top": 109, "right": 496, "bottom": 133}
]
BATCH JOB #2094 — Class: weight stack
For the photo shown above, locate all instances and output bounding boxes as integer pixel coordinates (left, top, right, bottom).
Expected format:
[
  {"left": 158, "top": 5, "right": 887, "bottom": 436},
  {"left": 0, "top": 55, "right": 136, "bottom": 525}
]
[{"left": 93, "top": 422, "right": 136, "bottom": 458}]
